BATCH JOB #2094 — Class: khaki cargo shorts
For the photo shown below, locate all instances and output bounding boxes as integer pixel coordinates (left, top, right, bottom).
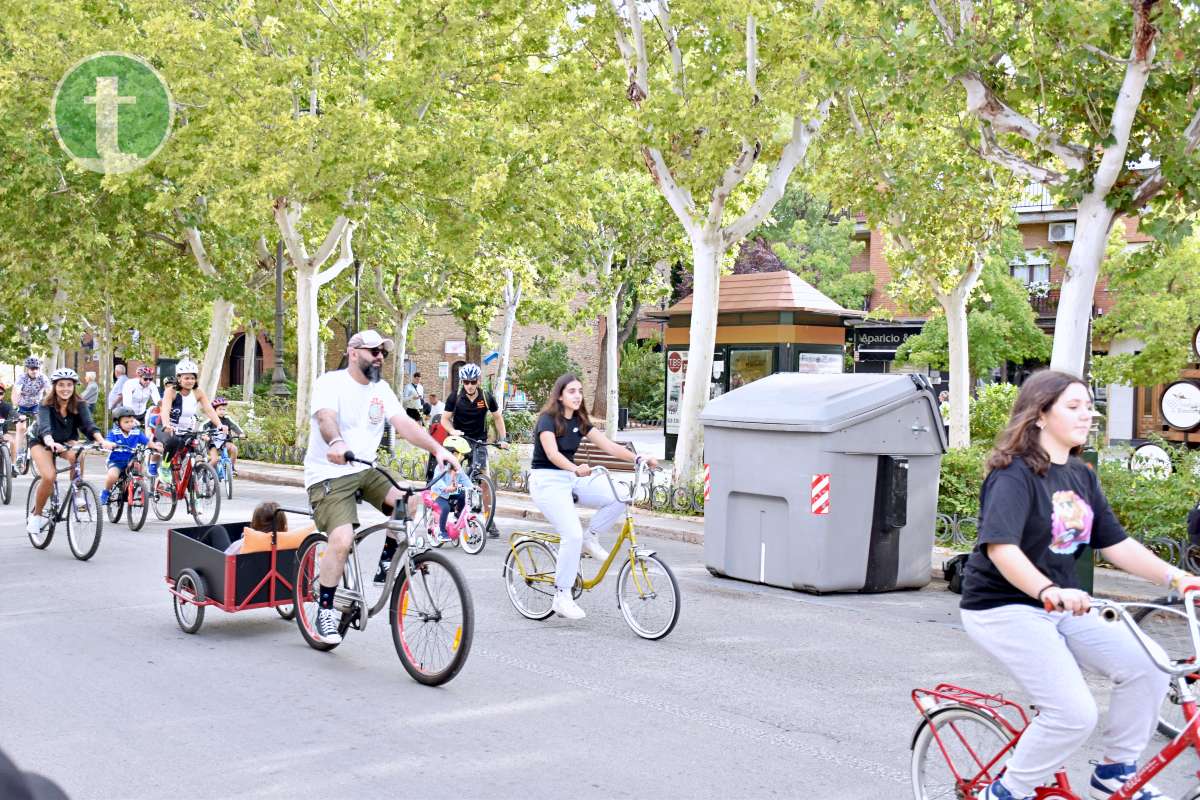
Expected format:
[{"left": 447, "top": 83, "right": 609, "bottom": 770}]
[{"left": 307, "top": 469, "right": 395, "bottom": 534}]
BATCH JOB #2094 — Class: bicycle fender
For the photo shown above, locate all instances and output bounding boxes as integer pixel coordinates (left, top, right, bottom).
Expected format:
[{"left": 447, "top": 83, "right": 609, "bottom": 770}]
[
  {"left": 633, "top": 546, "right": 657, "bottom": 559},
  {"left": 909, "top": 703, "right": 994, "bottom": 750}
]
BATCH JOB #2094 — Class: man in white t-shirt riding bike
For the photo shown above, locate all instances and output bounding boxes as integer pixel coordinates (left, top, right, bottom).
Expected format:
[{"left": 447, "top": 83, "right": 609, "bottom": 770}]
[{"left": 303, "top": 329, "right": 459, "bottom": 644}]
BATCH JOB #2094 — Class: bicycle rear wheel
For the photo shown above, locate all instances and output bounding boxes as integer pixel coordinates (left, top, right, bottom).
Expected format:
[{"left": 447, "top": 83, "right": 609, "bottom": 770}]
[
  {"left": 1133, "top": 598, "right": 1197, "bottom": 738},
  {"left": 391, "top": 550, "right": 474, "bottom": 686},
  {"left": 503, "top": 539, "right": 557, "bottom": 620},
  {"left": 151, "top": 477, "right": 177, "bottom": 521},
  {"left": 294, "top": 533, "right": 341, "bottom": 652},
  {"left": 66, "top": 482, "right": 103, "bottom": 561},
  {"left": 25, "top": 477, "right": 54, "bottom": 549},
  {"left": 106, "top": 481, "right": 124, "bottom": 523},
  {"left": 189, "top": 463, "right": 220, "bottom": 526},
  {"left": 911, "top": 705, "right": 1010, "bottom": 800},
  {"left": 127, "top": 478, "right": 149, "bottom": 531},
  {"left": 616, "top": 553, "right": 681, "bottom": 640}
]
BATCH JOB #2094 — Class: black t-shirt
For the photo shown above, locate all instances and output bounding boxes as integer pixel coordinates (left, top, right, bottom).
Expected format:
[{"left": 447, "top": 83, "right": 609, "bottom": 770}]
[
  {"left": 960, "top": 456, "right": 1127, "bottom": 611},
  {"left": 444, "top": 389, "right": 497, "bottom": 440},
  {"left": 531, "top": 412, "right": 591, "bottom": 470}
]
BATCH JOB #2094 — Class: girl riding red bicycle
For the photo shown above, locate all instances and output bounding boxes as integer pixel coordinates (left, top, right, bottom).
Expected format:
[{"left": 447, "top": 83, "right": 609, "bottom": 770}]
[{"left": 959, "top": 370, "right": 1200, "bottom": 800}]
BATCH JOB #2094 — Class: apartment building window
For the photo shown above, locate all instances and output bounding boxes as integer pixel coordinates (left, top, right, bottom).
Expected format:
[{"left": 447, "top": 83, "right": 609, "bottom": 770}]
[{"left": 1010, "top": 252, "right": 1051, "bottom": 286}]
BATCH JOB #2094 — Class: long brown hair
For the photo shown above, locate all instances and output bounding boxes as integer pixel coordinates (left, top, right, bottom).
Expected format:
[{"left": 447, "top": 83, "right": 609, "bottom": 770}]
[
  {"left": 986, "top": 369, "right": 1089, "bottom": 477},
  {"left": 539, "top": 373, "right": 592, "bottom": 437},
  {"left": 251, "top": 501, "right": 288, "bottom": 532},
  {"left": 42, "top": 380, "right": 80, "bottom": 415}
]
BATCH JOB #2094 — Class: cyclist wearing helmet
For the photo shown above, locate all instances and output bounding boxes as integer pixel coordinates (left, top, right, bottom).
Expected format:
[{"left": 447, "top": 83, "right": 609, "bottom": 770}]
[
  {"left": 442, "top": 362, "right": 508, "bottom": 535},
  {"left": 100, "top": 406, "right": 163, "bottom": 505},
  {"left": 26, "top": 368, "right": 114, "bottom": 537},
  {"left": 13, "top": 357, "right": 48, "bottom": 472},
  {"left": 121, "top": 366, "right": 161, "bottom": 425},
  {"left": 156, "top": 359, "right": 226, "bottom": 480},
  {"left": 203, "top": 397, "right": 243, "bottom": 473}
]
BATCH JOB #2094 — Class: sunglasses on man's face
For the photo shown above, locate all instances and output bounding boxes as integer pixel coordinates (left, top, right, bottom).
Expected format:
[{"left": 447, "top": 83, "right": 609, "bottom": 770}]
[
  {"left": 462, "top": 379, "right": 478, "bottom": 385},
  {"left": 358, "top": 347, "right": 388, "bottom": 357}
]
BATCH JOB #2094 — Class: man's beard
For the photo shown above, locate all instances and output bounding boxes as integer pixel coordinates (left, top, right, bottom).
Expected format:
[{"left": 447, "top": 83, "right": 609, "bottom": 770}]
[{"left": 365, "top": 363, "right": 382, "bottom": 383}]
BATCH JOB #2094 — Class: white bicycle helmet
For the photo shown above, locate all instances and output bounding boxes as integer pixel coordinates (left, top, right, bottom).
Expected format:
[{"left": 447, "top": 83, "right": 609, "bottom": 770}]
[
  {"left": 50, "top": 368, "right": 79, "bottom": 383},
  {"left": 459, "top": 363, "right": 481, "bottom": 381},
  {"left": 175, "top": 358, "right": 199, "bottom": 377}
]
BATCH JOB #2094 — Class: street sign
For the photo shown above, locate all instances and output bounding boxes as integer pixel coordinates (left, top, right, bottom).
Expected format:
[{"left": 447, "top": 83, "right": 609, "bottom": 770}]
[{"left": 437, "top": 361, "right": 449, "bottom": 379}]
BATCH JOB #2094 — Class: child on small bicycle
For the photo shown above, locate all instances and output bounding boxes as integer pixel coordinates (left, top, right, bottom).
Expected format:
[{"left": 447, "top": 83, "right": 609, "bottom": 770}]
[
  {"left": 528, "top": 373, "right": 657, "bottom": 621},
  {"left": 100, "top": 406, "right": 163, "bottom": 506},
  {"left": 204, "top": 396, "right": 243, "bottom": 475},
  {"left": 960, "top": 370, "right": 1200, "bottom": 800},
  {"left": 423, "top": 435, "right": 473, "bottom": 543}
]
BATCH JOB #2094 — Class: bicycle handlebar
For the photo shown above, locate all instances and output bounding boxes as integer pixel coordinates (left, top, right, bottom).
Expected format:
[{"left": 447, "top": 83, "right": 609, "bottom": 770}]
[
  {"left": 345, "top": 452, "right": 458, "bottom": 496},
  {"left": 1093, "top": 594, "right": 1200, "bottom": 677},
  {"left": 583, "top": 459, "right": 660, "bottom": 504}
]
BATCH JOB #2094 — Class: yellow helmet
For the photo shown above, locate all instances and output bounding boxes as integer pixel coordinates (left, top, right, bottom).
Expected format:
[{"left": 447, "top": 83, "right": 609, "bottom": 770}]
[{"left": 442, "top": 435, "right": 471, "bottom": 456}]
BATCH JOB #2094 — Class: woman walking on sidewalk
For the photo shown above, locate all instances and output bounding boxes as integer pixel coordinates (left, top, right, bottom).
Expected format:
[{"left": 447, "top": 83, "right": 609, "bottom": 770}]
[
  {"left": 961, "top": 369, "right": 1200, "bottom": 800},
  {"left": 527, "top": 373, "right": 657, "bottom": 620}
]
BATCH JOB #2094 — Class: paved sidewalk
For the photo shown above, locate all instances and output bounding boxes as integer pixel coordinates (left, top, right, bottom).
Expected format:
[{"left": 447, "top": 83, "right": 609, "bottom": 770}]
[{"left": 238, "top": 459, "right": 1163, "bottom": 601}]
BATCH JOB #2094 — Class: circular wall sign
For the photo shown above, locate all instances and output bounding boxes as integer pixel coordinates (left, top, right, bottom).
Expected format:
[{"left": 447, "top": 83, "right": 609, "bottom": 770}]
[
  {"left": 1130, "top": 443, "right": 1173, "bottom": 479},
  {"left": 1193, "top": 325, "right": 1200, "bottom": 361},
  {"left": 1160, "top": 381, "right": 1200, "bottom": 431}
]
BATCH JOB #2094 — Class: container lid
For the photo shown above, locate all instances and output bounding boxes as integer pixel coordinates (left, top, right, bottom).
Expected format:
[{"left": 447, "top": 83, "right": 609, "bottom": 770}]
[{"left": 699, "top": 372, "right": 936, "bottom": 432}]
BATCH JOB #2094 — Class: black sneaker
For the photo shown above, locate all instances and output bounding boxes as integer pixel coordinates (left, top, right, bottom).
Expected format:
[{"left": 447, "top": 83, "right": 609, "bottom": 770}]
[
  {"left": 373, "top": 560, "right": 390, "bottom": 584},
  {"left": 315, "top": 608, "right": 342, "bottom": 644},
  {"left": 487, "top": 522, "right": 500, "bottom": 539}
]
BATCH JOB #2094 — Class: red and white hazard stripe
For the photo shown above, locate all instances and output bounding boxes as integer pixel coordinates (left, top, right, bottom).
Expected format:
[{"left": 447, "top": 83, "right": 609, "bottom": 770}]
[
  {"left": 703, "top": 463, "right": 711, "bottom": 503},
  {"left": 811, "top": 473, "right": 830, "bottom": 515}
]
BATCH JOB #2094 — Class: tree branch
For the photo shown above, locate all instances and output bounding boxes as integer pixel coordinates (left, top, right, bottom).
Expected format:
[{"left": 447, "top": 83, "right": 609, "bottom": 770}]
[
  {"left": 958, "top": 72, "right": 1089, "bottom": 173},
  {"left": 142, "top": 231, "right": 188, "bottom": 254},
  {"left": 315, "top": 221, "right": 356, "bottom": 287},
  {"left": 928, "top": 0, "right": 957, "bottom": 44},
  {"left": 641, "top": 146, "right": 699, "bottom": 235},
  {"left": 311, "top": 215, "right": 351, "bottom": 272},
  {"left": 273, "top": 198, "right": 310, "bottom": 267},
  {"left": 707, "top": 140, "right": 760, "bottom": 231},
  {"left": 746, "top": 14, "right": 758, "bottom": 104},
  {"left": 1132, "top": 103, "right": 1200, "bottom": 208},
  {"left": 977, "top": 123, "right": 1069, "bottom": 185},
  {"left": 653, "top": 0, "right": 685, "bottom": 98},
  {"left": 1081, "top": 42, "right": 1131, "bottom": 65},
  {"left": 183, "top": 227, "right": 217, "bottom": 278},
  {"left": 372, "top": 261, "right": 400, "bottom": 315},
  {"left": 723, "top": 99, "right": 833, "bottom": 246},
  {"left": 616, "top": 0, "right": 648, "bottom": 103}
]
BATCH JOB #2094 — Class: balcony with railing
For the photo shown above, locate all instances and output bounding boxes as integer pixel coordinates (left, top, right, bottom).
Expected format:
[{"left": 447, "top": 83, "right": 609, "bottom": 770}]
[{"left": 1027, "top": 283, "right": 1060, "bottom": 317}]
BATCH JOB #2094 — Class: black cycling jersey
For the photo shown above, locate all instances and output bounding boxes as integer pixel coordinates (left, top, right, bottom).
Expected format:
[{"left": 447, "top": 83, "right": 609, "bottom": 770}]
[{"left": 36, "top": 401, "right": 99, "bottom": 446}]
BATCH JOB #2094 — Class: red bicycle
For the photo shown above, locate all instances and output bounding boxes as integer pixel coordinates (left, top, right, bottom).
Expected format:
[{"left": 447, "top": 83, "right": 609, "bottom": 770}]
[
  {"left": 151, "top": 431, "right": 221, "bottom": 527},
  {"left": 911, "top": 596, "right": 1200, "bottom": 800}
]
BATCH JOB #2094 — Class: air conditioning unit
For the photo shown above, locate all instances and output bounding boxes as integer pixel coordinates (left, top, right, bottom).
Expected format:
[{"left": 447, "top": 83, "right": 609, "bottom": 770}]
[{"left": 1048, "top": 222, "right": 1076, "bottom": 243}]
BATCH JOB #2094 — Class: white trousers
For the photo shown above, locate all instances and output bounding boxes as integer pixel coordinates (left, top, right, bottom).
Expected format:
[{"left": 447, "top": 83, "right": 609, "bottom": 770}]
[
  {"left": 961, "top": 604, "right": 1168, "bottom": 796},
  {"left": 528, "top": 469, "right": 628, "bottom": 591}
]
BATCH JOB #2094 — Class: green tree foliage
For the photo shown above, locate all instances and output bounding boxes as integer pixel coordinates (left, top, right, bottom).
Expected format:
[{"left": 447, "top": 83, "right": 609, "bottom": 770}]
[
  {"left": 969, "top": 383, "right": 1020, "bottom": 446},
  {"left": 757, "top": 187, "right": 874, "bottom": 310},
  {"left": 893, "top": 255, "right": 1051, "bottom": 378},
  {"left": 510, "top": 337, "right": 580, "bottom": 409},
  {"left": 618, "top": 340, "right": 665, "bottom": 422},
  {"left": 1092, "top": 235, "right": 1200, "bottom": 387}
]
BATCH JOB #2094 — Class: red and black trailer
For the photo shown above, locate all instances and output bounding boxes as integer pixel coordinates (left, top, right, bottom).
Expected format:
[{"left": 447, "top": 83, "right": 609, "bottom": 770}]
[{"left": 166, "top": 522, "right": 300, "bottom": 634}]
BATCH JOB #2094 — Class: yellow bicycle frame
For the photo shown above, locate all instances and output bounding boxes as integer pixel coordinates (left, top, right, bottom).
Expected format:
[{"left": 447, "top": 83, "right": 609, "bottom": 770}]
[{"left": 507, "top": 513, "right": 663, "bottom": 598}]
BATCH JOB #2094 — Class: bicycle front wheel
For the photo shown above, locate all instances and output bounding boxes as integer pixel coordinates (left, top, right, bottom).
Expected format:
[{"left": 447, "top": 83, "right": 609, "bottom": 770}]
[
  {"left": 391, "top": 550, "right": 474, "bottom": 686},
  {"left": 460, "top": 515, "right": 486, "bottom": 555},
  {"left": 294, "top": 533, "right": 341, "bottom": 652},
  {"left": 66, "top": 482, "right": 103, "bottom": 561},
  {"left": 616, "top": 553, "right": 680, "bottom": 640},
  {"left": 503, "top": 539, "right": 557, "bottom": 620},
  {"left": 25, "top": 477, "right": 53, "bottom": 549},
  {"left": 911, "top": 705, "right": 1010, "bottom": 800},
  {"left": 127, "top": 478, "right": 149, "bottom": 531},
  {"left": 189, "top": 463, "right": 221, "bottom": 526},
  {"left": 0, "top": 448, "right": 11, "bottom": 505},
  {"left": 471, "top": 473, "right": 497, "bottom": 531},
  {"left": 1134, "top": 598, "right": 1197, "bottom": 738}
]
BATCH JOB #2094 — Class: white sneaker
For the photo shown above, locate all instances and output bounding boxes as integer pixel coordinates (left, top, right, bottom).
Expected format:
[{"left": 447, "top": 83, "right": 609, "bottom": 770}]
[
  {"left": 25, "top": 514, "right": 48, "bottom": 536},
  {"left": 581, "top": 534, "right": 609, "bottom": 561},
  {"left": 552, "top": 591, "right": 586, "bottom": 620}
]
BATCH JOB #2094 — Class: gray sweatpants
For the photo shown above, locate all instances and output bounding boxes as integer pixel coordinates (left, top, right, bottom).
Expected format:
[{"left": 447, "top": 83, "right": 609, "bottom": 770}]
[{"left": 961, "top": 604, "right": 1168, "bottom": 797}]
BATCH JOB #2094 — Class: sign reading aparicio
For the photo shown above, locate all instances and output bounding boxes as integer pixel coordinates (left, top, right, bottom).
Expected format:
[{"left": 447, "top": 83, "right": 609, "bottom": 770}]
[{"left": 853, "top": 326, "right": 922, "bottom": 358}]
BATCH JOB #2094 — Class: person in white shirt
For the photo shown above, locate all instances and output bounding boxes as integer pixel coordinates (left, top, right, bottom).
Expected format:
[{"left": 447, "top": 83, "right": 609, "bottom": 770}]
[
  {"left": 303, "top": 331, "right": 457, "bottom": 645},
  {"left": 122, "top": 366, "right": 161, "bottom": 423},
  {"left": 402, "top": 371, "right": 425, "bottom": 424},
  {"left": 427, "top": 392, "right": 445, "bottom": 420}
]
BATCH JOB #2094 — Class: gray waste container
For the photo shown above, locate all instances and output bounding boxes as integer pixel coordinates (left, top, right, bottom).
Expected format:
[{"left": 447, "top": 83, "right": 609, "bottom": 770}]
[{"left": 700, "top": 372, "right": 946, "bottom": 594}]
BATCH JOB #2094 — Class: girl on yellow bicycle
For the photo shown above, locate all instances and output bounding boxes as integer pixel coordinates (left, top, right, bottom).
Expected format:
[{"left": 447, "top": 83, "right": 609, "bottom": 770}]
[
  {"left": 961, "top": 370, "right": 1200, "bottom": 800},
  {"left": 528, "top": 373, "right": 657, "bottom": 620}
]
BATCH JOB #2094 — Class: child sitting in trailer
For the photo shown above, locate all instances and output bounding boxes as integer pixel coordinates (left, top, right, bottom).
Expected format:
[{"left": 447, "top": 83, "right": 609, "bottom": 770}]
[{"left": 200, "top": 501, "right": 315, "bottom": 555}]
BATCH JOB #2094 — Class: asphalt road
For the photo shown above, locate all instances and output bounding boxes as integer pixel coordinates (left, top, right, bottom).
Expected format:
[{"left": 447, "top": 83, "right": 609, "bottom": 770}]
[{"left": 2, "top": 471, "right": 1198, "bottom": 799}]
